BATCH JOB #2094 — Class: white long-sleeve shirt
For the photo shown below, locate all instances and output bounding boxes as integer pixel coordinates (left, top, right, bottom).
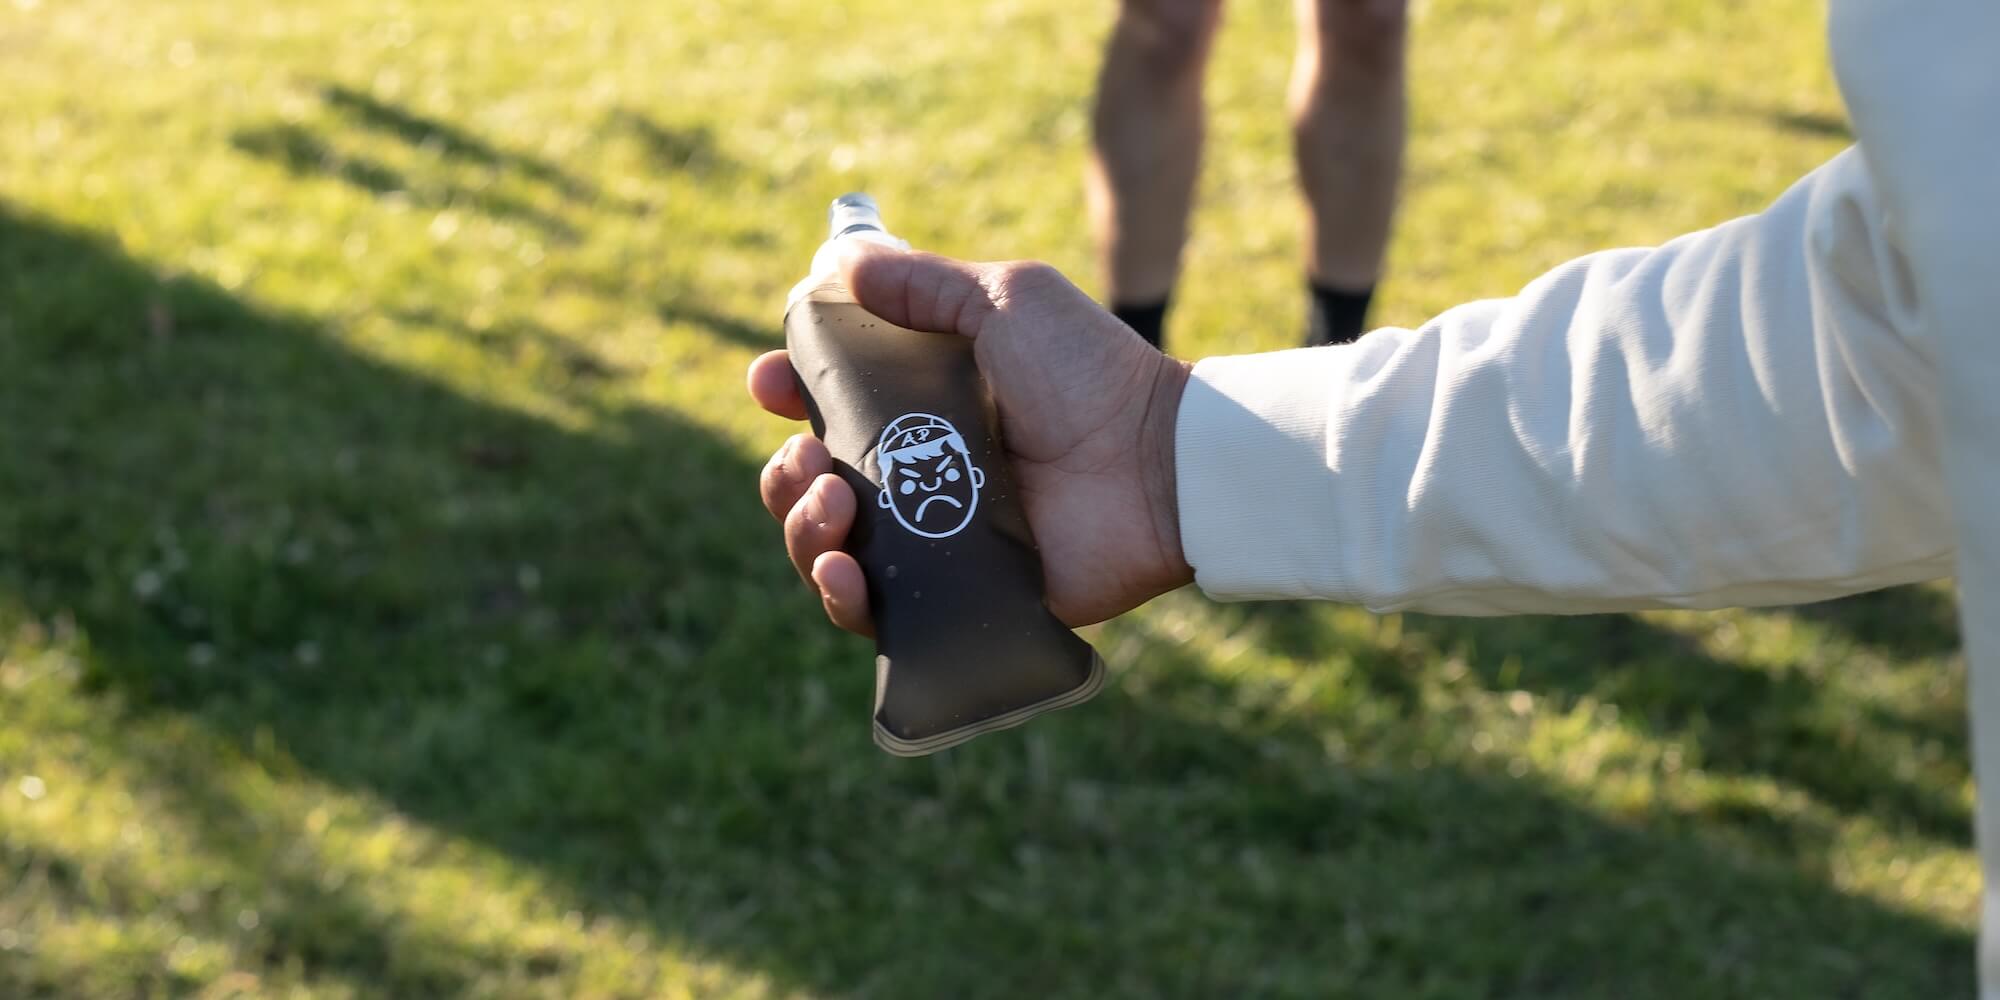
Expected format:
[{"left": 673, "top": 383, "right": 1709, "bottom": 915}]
[{"left": 1174, "top": 0, "right": 2000, "bottom": 988}]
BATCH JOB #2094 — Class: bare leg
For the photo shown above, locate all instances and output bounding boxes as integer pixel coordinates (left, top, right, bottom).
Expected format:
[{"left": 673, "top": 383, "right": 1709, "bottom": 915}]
[
  {"left": 1291, "top": 0, "right": 1407, "bottom": 293},
  {"left": 1087, "top": 0, "right": 1226, "bottom": 316}
]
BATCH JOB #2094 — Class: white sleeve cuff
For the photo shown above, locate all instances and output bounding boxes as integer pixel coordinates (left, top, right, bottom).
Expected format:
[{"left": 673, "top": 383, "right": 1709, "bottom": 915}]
[{"left": 1174, "top": 347, "right": 1358, "bottom": 602}]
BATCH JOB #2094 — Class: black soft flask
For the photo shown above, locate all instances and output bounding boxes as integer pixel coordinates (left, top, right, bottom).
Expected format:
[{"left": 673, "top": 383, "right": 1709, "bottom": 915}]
[{"left": 782, "top": 194, "right": 1103, "bottom": 755}]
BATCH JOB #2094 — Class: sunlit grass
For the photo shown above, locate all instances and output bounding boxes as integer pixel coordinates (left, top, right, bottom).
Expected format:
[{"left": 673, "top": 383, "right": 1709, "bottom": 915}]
[{"left": 0, "top": 0, "right": 1971, "bottom": 996}]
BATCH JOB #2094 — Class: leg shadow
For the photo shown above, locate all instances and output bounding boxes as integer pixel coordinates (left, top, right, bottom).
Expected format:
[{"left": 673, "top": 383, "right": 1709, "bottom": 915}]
[{"left": 320, "top": 82, "right": 600, "bottom": 202}]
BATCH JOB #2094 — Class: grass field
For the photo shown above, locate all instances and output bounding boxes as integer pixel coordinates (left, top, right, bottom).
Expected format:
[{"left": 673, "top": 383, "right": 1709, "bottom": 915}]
[{"left": 0, "top": 0, "right": 1977, "bottom": 997}]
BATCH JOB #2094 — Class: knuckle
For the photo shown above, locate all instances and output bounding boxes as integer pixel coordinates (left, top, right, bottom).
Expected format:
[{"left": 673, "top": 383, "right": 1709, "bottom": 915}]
[
  {"left": 783, "top": 489, "right": 816, "bottom": 534},
  {"left": 788, "top": 434, "right": 823, "bottom": 473},
  {"left": 987, "top": 260, "right": 1064, "bottom": 306},
  {"left": 760, "top": 456, "right": 789, "bottom": 503},
  {"left": 782, "top": 494, "right": 813, "bottom": 530},
  {"left": 761, "top": 449, "right": 792, "bottom": 490}
]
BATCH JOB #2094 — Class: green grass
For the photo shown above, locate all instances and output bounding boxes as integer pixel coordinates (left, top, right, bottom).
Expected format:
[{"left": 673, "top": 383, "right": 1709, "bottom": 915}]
[{"left": 0, "top": 0, "right": 1973, "bottom": 996}]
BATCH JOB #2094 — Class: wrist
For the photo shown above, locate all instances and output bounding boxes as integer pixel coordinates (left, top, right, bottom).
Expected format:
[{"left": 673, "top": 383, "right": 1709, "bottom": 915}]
[{"left": 1141, "top": 353, "right": 1194, "bottom": 588}]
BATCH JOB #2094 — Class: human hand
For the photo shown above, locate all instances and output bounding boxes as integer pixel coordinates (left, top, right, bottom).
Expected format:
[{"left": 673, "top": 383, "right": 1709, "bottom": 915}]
[{"left": 749, "top": 243, "right": 1193, "bottom": 636}]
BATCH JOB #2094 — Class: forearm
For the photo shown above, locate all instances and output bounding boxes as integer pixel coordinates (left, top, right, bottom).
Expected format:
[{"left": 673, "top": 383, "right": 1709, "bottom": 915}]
[{"left": 1174, "top": 148, "right": 1954, "bottom": 614}]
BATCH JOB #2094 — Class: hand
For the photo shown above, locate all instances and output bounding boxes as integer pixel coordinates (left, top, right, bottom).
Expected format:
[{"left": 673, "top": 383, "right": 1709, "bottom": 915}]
[{"left": 749, "top": 243, "right": 1194, "bottom": 636}]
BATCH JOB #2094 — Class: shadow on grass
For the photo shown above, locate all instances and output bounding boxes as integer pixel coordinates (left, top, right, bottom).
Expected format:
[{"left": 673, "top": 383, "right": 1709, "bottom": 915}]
[
  {"left": 658, "top": 299, "right": 780, "bottom": 351},
  {"left": 231, "top": 82, "right": 605, "bottom": 240},
  {"left": 1230, "top": 597, "right": 1970, "bottom": 845},
  {"left": 319, "top": 82, "right": 599, "bottom": 202},
  {"left": 604, "top": 109, "right": 735, "bottom": 178},
  {"left": 229, "top": 124, "right": 409, "bottom": 197},
  {"left": 0, "top": 204, "right": 1973, "bottom": 997},
  {"left": 388, "top": 306, "right": 627, "bottom": 383},
  {"left": 1684, "top": 99, "right": 1854, "bottom": 143},
  {"left": 1762, "top": 108, "right": 1854, "bottom": 141},
  {"left": 0, "top": 200, "right": 770, "bottom": 991},
  {"left": 1781, "top": 583, "right": 1962, "bottom": 658}
]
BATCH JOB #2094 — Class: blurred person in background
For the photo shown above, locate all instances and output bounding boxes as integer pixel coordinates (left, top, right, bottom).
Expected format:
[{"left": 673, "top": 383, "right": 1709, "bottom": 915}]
[{"left": 1088, "top": 0, "right": 1407, "bottom": 349}]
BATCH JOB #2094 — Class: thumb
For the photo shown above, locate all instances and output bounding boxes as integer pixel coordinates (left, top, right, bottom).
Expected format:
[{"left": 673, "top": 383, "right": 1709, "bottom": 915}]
[{"left": 837, "top": 241, "right": 997, "bottom": 337}]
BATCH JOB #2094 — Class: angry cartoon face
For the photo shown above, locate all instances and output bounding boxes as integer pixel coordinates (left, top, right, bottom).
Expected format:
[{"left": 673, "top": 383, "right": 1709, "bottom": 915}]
[{"left": 875, "top": 413, "right": 985, "bottom": 539}]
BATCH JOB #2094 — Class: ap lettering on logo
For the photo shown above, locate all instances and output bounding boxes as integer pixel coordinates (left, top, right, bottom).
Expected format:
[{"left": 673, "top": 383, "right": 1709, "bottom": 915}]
[{"left": 874, "top": 412, "right": 985, "bottom": 539}]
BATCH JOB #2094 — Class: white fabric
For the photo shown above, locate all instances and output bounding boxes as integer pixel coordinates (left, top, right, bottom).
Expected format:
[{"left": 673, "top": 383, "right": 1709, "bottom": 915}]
[
  {"left": 1174, "top": 0, "right": 1998, "bottom": 987},
  {"left": 1180, "top": 148, "right": 1953, "bottom": 613},
  {"left": 1827, "top": 2, "right": 2000, "bottom": 993}
]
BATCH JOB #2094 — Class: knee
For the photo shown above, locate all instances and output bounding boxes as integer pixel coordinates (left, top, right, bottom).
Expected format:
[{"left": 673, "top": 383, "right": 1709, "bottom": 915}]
[
  {"left": 1114, "top": 0, "right": 1225, "bottom": 81},
  {"left": 1303, "top": 0, "right": 1408, "bottom": 74}
]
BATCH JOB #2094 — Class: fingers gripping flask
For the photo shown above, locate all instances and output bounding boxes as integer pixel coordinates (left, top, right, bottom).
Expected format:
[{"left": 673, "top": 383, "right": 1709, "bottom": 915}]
[{"left": 782, "top": 194, "right": 1103, "bottom": 755}]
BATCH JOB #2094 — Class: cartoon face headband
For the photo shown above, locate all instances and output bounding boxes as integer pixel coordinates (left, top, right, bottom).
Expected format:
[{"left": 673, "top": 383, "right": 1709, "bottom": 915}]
[{"left": 875, "top": 412, "right": 986, "bottom": 539}]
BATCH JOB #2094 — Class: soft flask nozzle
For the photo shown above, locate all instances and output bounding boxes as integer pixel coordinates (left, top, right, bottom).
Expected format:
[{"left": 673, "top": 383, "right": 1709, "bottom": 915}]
[
  {"left": 781, "top": 194, "right": 1103, "bottom": 755},
  {"left": 799, "top": 193, "right": 909, "bottom": 291},
  {"left": 827, "top": 192, "right": 887, "bottom": 239}
]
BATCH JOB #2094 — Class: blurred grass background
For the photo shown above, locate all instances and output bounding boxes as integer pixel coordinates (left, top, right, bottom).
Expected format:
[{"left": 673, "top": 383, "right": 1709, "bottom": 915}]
[{"left": 0, "top": 0, "right": 1975, "bottom": 997}]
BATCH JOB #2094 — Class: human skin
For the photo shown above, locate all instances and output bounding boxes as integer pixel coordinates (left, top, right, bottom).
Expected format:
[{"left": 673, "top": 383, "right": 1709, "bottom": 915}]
[{"left": 750, "top": 242, "right": 1192, "bottom": 636}]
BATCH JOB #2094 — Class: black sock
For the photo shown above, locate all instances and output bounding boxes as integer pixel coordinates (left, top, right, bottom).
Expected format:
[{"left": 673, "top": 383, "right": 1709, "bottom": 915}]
[
  {"left": 1112, "top": 298, "right": 1170, "bottom": 350},
  {"left": 1306, "top": 280, "right": 1375, "bottom": 347}
]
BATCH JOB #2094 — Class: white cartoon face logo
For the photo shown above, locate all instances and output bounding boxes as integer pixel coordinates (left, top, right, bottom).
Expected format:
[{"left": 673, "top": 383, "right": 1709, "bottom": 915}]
[{"left": 875, "top": 412, "right": 985, "bottom": 539}]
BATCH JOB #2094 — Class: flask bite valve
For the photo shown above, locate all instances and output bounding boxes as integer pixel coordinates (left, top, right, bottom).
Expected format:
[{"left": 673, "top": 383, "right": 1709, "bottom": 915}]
[{"left": 828, "top": 192, "right": 888, "bottom": 239}]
